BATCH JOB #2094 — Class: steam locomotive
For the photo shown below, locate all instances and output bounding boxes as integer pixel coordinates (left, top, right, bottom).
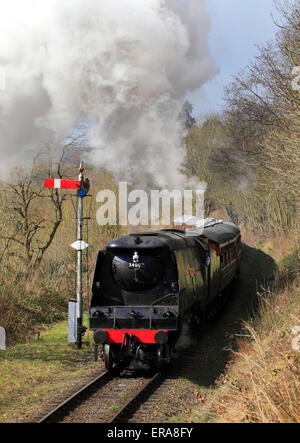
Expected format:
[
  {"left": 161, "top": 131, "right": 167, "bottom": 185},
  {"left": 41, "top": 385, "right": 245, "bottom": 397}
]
[{"left": 90, "top": 219, "right": 241, "bottom": 370}]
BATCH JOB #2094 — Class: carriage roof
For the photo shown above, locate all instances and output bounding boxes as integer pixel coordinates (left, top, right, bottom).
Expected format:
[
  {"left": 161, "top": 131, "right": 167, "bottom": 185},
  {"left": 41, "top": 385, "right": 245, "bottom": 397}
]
[{"left": 106, "top": 219, "right": 240, "bottom": 251}]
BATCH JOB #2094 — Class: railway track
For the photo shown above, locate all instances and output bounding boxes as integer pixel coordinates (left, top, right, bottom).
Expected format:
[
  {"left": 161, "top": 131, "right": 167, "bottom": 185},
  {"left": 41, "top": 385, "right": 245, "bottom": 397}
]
[
  {"left": 37, "top": 366, "right": 117, "bottom": 423},
  {"left": 37, "top": 304, "right": 230, "bottom": 423},
  {"left": 37, "top": 294, "right": 238, "bottom": 424},
  {"left": 37, "top": 364, "right": 163, "bottom": 423},
  {"left": 109, "top": 371, "right": 162, "bottom": 423}
]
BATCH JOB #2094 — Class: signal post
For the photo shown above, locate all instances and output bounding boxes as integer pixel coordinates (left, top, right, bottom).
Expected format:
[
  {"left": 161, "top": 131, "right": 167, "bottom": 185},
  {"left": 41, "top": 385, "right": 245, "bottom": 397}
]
[{"left": 44, "top": 164, "right": 90, "bottom": 349}]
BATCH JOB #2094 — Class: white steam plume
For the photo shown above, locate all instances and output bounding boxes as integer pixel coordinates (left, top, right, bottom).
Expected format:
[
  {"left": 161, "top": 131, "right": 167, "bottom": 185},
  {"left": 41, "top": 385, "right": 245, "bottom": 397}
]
[{"left": 0, "top": 0, "right": 218, "bottom": 187}]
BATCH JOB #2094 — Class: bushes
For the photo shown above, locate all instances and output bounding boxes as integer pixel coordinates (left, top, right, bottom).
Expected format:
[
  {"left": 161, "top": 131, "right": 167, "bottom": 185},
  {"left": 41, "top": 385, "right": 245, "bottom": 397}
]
[
  {"left": 206, "top": 250, "right": 300, "bottom": 423},
  {"left": 231, "top": 285, "right": 299, "bottom": 423},
  {"left": 0, "top": 164, "right": 125, "bottom": 345},
  {"left": 0, "top": 266, "right": 71, "bottom": 344}
]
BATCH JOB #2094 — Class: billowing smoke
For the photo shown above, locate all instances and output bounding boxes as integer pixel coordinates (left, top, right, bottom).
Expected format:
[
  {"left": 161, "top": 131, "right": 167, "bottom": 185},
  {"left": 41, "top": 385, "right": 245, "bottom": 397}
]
[{"left": 0, "top": 0, "right": 217, "bottom": 187}]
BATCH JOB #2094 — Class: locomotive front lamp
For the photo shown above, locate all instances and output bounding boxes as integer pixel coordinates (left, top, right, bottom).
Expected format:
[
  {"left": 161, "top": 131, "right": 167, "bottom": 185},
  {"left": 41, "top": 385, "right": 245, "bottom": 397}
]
[
  {"left": 94, "top": 330, "right": 107, "bottom": 345},
  {"left": 154, "top": 330, "right": 168, "bottom": 344}
]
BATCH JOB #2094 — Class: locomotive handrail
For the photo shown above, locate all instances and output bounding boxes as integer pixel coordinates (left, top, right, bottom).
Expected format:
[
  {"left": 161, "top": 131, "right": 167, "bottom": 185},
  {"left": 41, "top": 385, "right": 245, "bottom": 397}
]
[
  {"left": 151, "top": 293, "right": 177, "bottom": 306},
  {"left": 130, "top": 278, "right": 176, "bottom": 286}
]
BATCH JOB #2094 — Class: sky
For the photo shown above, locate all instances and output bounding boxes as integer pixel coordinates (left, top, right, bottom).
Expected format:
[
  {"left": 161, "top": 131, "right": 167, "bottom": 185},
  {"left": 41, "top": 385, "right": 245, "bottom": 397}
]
[
  {"left": 187, "top": 0, "right": 281, "bottom": 117},
  {"left": 0, "top": 0, "right": 284, "bottom": 182}
]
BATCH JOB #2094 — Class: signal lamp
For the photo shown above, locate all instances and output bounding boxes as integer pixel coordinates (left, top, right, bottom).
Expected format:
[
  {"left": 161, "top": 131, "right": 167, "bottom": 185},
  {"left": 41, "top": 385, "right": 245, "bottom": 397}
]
[{"left": 77, "top": 188, "right": 86, "bottom": 197}]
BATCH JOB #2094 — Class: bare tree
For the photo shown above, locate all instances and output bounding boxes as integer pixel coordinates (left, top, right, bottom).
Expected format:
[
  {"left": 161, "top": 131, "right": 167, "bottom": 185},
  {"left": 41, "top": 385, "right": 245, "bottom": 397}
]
[
  {"left": 221, "top": 0, "right": 300, "bottom": 231},
  {"left": 0, "top": 146, "right": 72, "bottom": 269}
]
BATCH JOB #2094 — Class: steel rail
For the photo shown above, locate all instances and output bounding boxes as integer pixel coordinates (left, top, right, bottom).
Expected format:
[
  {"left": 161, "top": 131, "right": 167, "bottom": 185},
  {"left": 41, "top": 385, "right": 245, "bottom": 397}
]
[
  {"left": 37, "top": 366, "right": 120, "bottom": 423},
  {"left": 109, "top": 371, "right": 162, "bottom": 423}
]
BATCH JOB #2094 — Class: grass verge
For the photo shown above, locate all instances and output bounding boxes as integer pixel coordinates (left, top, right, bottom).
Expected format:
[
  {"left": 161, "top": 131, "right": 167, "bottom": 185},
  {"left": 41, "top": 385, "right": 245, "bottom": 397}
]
[
  {"left": 0, "top": 320, "right": 100, "bottom": 422},
  {"left": 192, "top": 246, "right": 300, "bottom": 423}
]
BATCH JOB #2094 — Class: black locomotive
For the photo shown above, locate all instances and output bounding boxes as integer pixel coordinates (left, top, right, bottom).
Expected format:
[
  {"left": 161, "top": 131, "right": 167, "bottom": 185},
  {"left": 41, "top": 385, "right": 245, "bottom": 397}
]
[{"left": 90, "top": 219, "right": 241, "bottom": 370}]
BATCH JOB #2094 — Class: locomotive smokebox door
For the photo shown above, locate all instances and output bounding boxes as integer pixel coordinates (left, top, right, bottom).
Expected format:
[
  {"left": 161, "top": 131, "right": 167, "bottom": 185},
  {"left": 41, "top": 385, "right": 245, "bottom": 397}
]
[{"left": 68, "top": 299, "right": 77, "bottom": 343}]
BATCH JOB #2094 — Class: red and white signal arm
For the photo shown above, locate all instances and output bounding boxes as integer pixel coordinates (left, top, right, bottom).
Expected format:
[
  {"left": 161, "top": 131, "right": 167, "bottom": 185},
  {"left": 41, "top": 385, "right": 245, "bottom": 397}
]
[{"left": 44, "top": 178, "right": 81, "bottom": 189}]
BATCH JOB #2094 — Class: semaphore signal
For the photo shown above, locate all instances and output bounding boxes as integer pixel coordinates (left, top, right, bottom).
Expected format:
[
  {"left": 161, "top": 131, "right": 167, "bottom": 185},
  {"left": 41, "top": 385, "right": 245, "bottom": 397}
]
[
  {"left": 44, "top": 178, "right": 81, "bottom": 190},
  {"left": 44, "top": 163, "right": 90, "bottom": 349}
]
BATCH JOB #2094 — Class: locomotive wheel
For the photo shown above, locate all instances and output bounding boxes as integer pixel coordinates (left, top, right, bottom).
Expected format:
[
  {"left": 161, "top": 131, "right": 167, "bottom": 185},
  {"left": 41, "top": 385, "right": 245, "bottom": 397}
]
[{"left": 103, "top": 344, "right": 113, "bottom": 370}]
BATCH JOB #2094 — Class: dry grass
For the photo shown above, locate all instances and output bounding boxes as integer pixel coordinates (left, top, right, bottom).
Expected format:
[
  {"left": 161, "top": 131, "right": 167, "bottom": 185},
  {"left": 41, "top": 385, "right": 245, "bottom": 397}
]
[
  {"left": 190, "top": 235, "right": 300, "bottom": 423},
  {"left": 204, "top": 272, "right": 300, "bottom": 423}
]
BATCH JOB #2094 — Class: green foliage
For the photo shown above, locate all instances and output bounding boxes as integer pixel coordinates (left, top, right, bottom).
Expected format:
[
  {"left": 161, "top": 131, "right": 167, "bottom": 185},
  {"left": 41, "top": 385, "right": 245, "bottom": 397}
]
[
  {"left": 0, "top": 271, "right": 69, "bottom": 343},
  {"left": 180, "top": 100, "right": 196, "bottom": 129},
  {"left": 277, "top": 248, "right": 300, "bottom": 272}
]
